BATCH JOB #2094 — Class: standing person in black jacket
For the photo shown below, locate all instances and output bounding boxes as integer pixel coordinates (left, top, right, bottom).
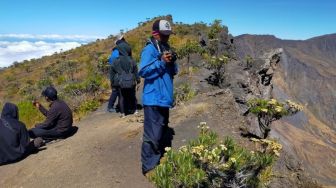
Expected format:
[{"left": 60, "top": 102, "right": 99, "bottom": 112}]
[
  {"left": 110, "top": 37, "right": 139, "bottom": 118},
  {"left": 29, "top": 86, "right": 73, "bottom": 140},
  {"left": 0, "top": 103, "right": 43, "bottom": 165}
]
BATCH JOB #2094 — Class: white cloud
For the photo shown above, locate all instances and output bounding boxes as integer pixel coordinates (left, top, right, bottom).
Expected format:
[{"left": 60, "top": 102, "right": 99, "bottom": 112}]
[
  {"left": 0, "top": 40, "right": 82, "bottom": 67},
  {"left": 0, "top": 34, "right": 105, "bottom": 42},
  {"left": 0, "top": 33, "right": 106, "bottom": 67}
]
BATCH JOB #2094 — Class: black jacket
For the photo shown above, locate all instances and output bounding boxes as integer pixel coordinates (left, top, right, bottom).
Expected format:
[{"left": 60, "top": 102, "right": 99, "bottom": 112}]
[
  {"left": 35, "top": 100, "right": 73, "bottom": 133},
  {"left": 109, "top": 40, "right": 139, "bottom": 87},
  {"left": 0, "top": 103, "right": 30, "bottom": 165}
]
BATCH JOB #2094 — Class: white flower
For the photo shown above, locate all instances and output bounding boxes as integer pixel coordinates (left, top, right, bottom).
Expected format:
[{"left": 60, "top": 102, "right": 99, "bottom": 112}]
[
  {"left": 261, "top": 108, "right": 268, "bottom": 113},
  {"left": 268, "top": 99, "right": 277, "bottom": 105},
  {"left": 229, "top": 157, "right": 236, "bottom": 163},
  {"left": 219, "top": 144, "right": 227, "bottom": 151},
  {"left": 164, "top": 147, "right": 171, "bottom": 152}
]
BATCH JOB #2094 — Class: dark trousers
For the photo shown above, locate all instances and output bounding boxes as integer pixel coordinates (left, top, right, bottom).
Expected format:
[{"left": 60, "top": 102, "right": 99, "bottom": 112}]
[
  {"left": 131, "top": 86, "right": 137, "bottom": 113},
  {"left": 119, "top": 87, "right": 136, "bottom": 115},
  {"left": 108, "top": 86, "right": 120, "bottom": 110},
  {"left": 141, "top": 106, "right": 174, "bottom": 174},
  {"left": 29, "top": 127, "right": 65, "bottom": 139}
]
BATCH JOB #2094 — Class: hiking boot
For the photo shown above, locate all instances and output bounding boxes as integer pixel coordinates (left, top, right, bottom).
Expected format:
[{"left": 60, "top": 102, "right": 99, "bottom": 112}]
[
  {"left": 107, "top": 108, "right": 116, "bottom": 113},
  {"left": 134, "top": 110, "right": 139, "bottom": 115},
  {"left": 33, "top": 137, "right": 45, "bottom": 148}
]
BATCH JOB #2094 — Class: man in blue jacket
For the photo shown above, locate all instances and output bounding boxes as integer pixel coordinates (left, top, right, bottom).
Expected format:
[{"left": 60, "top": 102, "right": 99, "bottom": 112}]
[
  {"left": 107, "top": 35, "right": 122, "bottom": 113},
  {"left": 139, "top": 19, "right": 178, "bottom": 175}
]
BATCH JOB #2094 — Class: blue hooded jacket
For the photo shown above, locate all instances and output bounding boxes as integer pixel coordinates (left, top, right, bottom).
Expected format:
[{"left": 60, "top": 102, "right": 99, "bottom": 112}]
[
  {"left": 108, "top": 48, "right": 119, "bottom": 65},
  {"left": 139, "top": 39, "right": 178, "bottom": 108}
]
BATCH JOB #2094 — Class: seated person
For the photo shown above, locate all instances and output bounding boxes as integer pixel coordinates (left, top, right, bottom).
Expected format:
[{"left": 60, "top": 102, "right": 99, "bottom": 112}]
[
  {"left": 0, "top": 103, "right": 43, "bottom": 165},
  {"left": 29, "top": 86, "right": 73, "bottom": 140}
]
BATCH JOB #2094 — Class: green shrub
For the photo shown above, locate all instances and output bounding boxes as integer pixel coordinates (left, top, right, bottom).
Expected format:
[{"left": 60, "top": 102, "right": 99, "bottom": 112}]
[
  {"left": 5, "top": 74, "right": 15, "bottom": 82},
  {"left": 97, "top": 54, "right": 110, "bottom": 74},
  {"left": 82, "top": 73, "right": 103, "bottom": 94},
  {"left": 150, "top": 122, "right": 279, "bottom": 188},
  {"left": 151, "top": 148, "right": 207, "bottom": 188},
  {"left": 17, "top": 101, "right": 44, "bottom": 129},
  {"left": 56, "top": 75, "right": 67, "bottom": 85},
  {"left": 208, "top": 55, "right": 229, "bottom": 86},
  {"left": 37, "top": 78, "right": 53, "bottom": 89},
  {"left": 174, "top": 83, "right": 197, "bottom": 105},
  {"left": 18, "top": 84, "right": 35, "bottom": 96},
  {"left": 75, "top": 99, "right": 100, "bottom": 117},
  {"left": 177, "top": 40, "right": 204, "bottom": 67},
  {"left": 248, "top": 98, "right": 303, "bottom": 138},
  {"left": 245, "top": 55, "right": 253, "bottom": 69},
  {"left": 6, "top": 82, "right": 20, "bottom": 97},
  {"left": 64, "top": 74, "right": 104, "bottom": 96},
  {"left": 64, "top": 82, "right": 86, "bottom": 96}
]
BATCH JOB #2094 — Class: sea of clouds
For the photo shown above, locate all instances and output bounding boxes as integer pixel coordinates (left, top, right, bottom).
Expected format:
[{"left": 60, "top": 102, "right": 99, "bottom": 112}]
[{"left": 0, "top": 34, "right": 104, "bottom": 67}]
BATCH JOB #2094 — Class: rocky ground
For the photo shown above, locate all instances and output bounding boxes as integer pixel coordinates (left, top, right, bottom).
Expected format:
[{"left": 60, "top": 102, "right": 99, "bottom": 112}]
[{"left": 0, "top": 55, "right": 324, "bottom": 188}]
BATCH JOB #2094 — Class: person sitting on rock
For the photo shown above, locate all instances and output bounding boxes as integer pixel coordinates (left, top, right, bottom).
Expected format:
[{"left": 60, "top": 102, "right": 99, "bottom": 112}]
[
  {"left": 0, "top": 103, "right": 43, "bottom": 165},
  {"left": 29, "top": 86, "right": 74, "bottom": 140}
]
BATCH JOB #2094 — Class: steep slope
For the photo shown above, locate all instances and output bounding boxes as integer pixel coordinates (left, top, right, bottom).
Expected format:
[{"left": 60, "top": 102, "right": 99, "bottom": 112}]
[
  {"left": 235, "top": 34, "right": 336, "bottom": 185},
  {"left": 235, "top": 34, "right": 336, "bottom": 128},
  {"left": 0, "top": 15, "right": 201, "bottom": 127}
]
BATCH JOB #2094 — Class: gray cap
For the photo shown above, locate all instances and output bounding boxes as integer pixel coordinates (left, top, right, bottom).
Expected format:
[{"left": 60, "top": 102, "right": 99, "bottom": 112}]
[{"left": 152, "top": 19, "right": 172, "bottom": 35}]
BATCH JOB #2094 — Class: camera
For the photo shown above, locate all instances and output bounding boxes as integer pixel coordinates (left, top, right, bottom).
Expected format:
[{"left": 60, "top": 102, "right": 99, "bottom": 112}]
[
  {"left": 170, "top": 51, "right": 178, "bottom": 62},
  {"left": 162, "top": 50, "right": 177, "bottom": 63}
]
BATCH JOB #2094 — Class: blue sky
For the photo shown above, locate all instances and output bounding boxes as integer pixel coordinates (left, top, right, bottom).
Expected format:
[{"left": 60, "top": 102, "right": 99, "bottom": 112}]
[
  {"left": 1, "top": 0, "right": 335, "bottom": 39},
  {"left": 0, "top": 0, "right": 335, "bottom": 67}
]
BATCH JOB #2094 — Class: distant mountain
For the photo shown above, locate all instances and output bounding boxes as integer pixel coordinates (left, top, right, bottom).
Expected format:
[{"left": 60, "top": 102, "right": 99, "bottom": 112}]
[{"left": 235, "top": 34, "right": 336, "bottom": 184}]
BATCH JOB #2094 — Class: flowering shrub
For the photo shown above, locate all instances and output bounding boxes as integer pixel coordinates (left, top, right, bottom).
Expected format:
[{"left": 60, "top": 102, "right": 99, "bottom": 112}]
[
  {"left": 248, "top": 98, "right": 303, "bottom": 138},
  {"left": 251, "top": 138, "right": 283, "bottom": 157},
  {"left": 150, "top": 122, "right": 279, "bottom": 188},
  {"left": 208, "top": 55, "right": 229, "bottom": 86}
]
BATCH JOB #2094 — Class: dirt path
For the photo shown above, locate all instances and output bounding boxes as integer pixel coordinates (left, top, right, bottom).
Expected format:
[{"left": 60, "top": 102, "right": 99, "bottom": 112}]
[
  {"left": 0, "top": 104, "right": 153, "bottom": 188},
  {"left": 0, "top": 88, "right": 237, "bottom": 188}
]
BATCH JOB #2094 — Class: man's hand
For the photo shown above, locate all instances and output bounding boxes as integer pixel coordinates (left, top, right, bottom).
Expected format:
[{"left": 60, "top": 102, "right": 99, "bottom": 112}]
[
  {"left": 32, "top": 100, "right": 40, "bottom": 108},
  {"left": 162, "top": 52, "right": 172, "bottom": 63}
]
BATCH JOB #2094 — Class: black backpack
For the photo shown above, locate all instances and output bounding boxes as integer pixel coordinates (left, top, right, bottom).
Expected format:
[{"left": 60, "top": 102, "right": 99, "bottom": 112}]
[
  {"left": 117, "top": 56, "right": 136, "bottom": 89},
  {"left": 119, "top": 71, "right": 136, "bottom": 89}
]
